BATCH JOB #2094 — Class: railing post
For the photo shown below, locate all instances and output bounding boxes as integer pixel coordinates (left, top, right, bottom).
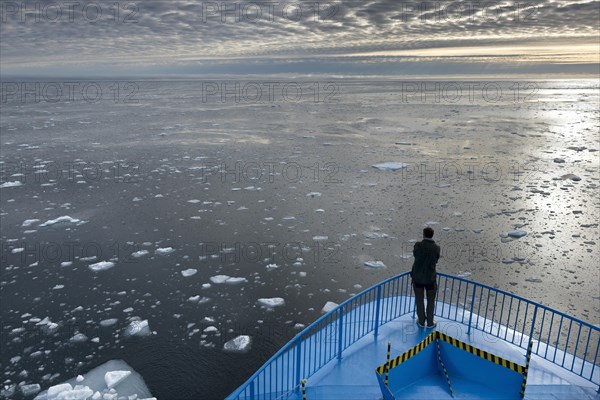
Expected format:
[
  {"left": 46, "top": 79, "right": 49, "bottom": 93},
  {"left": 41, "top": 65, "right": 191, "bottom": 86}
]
[
  {"left": 467, "top": 283, "right": 477, "bottom": 335},
  {"left": 411, "top": 278, "right": 416, "bottom": 320},
  {"left": 528, "top": 305, "right": 538, "bottom": 345},
  {"left": 374, "top": 285, "right": 382, "bottom": 338},
  {"left": 337, "top": 306, "right": 344, "bottom": 360},
  {"left": 295, "top": 337, "right": 302, "bottom": 389},
  {"left": 249, "top": 381, "right": 255, "bottom": 400}
]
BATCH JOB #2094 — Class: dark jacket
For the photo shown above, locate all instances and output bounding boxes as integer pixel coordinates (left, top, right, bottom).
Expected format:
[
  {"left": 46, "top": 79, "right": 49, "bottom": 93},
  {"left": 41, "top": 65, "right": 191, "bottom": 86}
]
[{"left": 410, "top": 238, "right": 441, "bottom": 284}]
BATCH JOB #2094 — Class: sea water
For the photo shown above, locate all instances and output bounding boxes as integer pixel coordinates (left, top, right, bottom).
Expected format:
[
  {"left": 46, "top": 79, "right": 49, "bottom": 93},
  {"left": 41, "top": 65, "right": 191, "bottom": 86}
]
[{"left": 1, "top": 78, "right": 598, "bottom": 399}]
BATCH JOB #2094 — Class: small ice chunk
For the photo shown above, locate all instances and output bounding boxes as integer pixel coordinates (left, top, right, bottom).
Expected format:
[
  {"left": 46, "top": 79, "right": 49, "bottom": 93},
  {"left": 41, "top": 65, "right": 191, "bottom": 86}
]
[
  {"left": 100, "top": 318, "right": 118, "bottom": 327},
  {"left": 257, "top": 298, "right": 285, "bottom": 308},
  {"left": 104, "top": 370, "right": 131, "bottom": 388},
  {"left": 265, "top": 263, "right": 279, "bottom": 271},
  {"left": 364, "top": 260, "right": 386, "bottom": 268},
  {"left": 209, "top": 275, "right": 229, "bottom": 284},
  {"left": 209, "top": 275, "right": 247, "bottom": 285},
  {"left": 131, "top": 250, "right": 149, "bottom": 258},
  {"left": 88, "top": 261, "right": 115, "bottom": 272},
  {"left": 224, "top": 277, "right": 247, "bottom": 285},
  {"left": 364, "top": 231, "right": 388, "bottom": 239},
  {"left": 20, "top": 384, "right": 41, "bottom": 397},
  {"left": 47, "top": 383, "right": 73, "bottom": 397},
  {"left": 223, "top": 335, "right": 251, "bottom": 353},
  {"left": 0, "top": 181, "right": 23, "bottom": 188},
  {"left": 123, "top": 320, "right": 151, "bottom": 337},
  {"left": 312, "top": 236, "right": 328, "bottom": 241},
  {"left": 188, "top": 295, "right": 211, "bottom": 304},
  {"left": 371, "top": 162, "right": 409, "bottom": 171},
  {"left": 322, "top": 301, "right": 338, "bottom": 313},
  {"left": 155, "top": 247, "right": 175, "bottom": 255},
  {"left": 39, "top": 216, "right": 80, "bottom": 227},
  {"left": 507, "top": 230, "right": 527, "bottom": 238},
  {"left": 525, "top": 277, "right": 543, "bottom": 283},
  {"left": 22, "top": 219, "right": 40, "bottom": 227},
  {"left": 69, "top": 333, "right": 88, "bottom": 343},
  {"left": 181, "top": 269, "right": 197, "bottom": 277},
  {"left": 56, "top": 387, "right": 93, "bottom": 399}
]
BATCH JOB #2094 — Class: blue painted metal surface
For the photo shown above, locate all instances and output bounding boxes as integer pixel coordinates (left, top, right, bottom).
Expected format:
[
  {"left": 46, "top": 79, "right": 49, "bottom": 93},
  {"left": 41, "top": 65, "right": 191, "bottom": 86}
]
[{"left": 226, "top": 272, "right": 600, "bottom": 399}]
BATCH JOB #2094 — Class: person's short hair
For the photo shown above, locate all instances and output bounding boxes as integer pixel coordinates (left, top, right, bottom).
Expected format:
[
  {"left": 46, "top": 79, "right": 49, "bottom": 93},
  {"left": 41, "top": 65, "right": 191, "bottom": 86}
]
[{"left": 423, "top": 227, "right": 434, "bottom": 238}]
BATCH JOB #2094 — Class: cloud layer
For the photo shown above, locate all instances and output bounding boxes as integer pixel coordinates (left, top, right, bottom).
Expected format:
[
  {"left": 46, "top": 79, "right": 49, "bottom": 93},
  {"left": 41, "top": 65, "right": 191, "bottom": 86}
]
[{"left": 1, "top": 0, "right": 598, "bottom": 76}]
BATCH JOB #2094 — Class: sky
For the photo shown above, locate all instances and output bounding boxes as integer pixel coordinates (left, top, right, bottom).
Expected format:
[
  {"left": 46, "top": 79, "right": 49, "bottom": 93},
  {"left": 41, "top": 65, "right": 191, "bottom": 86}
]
[{"left": 1, "top": 0, "right": 599, "bottom": 77}]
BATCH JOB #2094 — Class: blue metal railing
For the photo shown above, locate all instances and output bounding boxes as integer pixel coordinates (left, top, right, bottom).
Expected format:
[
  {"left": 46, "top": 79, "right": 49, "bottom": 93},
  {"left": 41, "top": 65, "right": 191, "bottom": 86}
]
[{"left": 226, "top": 272, "right": 600, "bottom": 399}]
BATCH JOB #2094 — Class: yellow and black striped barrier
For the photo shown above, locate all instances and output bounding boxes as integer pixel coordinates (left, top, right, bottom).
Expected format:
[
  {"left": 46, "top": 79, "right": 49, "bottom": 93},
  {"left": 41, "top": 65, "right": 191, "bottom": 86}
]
[
  {"left": 436, "top": 331, "right": 526, "bottom": 374},
  {"left": 376, "top": 332, "right": 436, "bottom": 374},
  {"left": 375, "top": 331, "right": 530, "bottom": 398},
  {"left": 301, "top": 379, "right": 306, "bottom": 400},
  {"left": 520, "top": 341, "right": 534, "bottom": 399},
  {"left": 436, "top": 337, "right": 455, "bottom": 398},
  {"left": 385, "top": 341, "right": 391, "bottom": 385}
]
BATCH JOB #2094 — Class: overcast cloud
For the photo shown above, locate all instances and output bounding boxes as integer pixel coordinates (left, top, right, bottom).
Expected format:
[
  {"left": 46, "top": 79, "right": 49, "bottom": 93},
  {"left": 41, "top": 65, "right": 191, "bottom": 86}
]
[{"left": 1, "top": 0, "right": 598, "bottom": 76}]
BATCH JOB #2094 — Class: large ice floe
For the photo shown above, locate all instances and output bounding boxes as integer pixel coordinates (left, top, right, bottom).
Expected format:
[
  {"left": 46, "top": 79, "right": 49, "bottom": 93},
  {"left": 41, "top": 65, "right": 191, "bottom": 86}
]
[{"left": 33, "top": 360, "right": 155, "bottom": 400}]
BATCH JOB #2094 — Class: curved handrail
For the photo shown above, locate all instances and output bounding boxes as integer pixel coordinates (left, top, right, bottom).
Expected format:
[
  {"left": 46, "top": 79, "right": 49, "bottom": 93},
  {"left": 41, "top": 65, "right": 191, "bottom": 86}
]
[{"left": 227, "top": 271, "right": 600, "bottom": 399}]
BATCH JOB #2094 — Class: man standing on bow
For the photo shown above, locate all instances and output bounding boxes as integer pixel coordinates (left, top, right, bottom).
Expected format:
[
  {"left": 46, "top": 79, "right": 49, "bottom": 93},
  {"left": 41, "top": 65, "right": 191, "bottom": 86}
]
[{"left": 410, "top": 227, "right": 441, "bottom": 329}]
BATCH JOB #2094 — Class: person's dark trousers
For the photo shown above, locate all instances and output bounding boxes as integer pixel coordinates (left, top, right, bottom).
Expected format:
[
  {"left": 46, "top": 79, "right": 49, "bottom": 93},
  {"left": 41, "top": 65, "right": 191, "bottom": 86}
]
[{"left": 413, "top": 281, "right": 437, "bottom": 326}]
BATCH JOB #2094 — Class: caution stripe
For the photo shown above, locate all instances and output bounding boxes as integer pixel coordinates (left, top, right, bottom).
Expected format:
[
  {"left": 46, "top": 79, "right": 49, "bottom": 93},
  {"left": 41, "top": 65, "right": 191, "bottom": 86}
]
[
  {"left": 520, "top": 341, "right": 534, "bottom": 399},
  {"left": 436, "top": 337, "right": 455, "bottom": 397},
  {"left": 376, "top": 331, "right": 437, "bottom": 374},
  {"left": 436, "top": 331, "right": 526, "bottom": 374},
  {"left": 376, "top": 331, "right": 526, "bottom": 375}
]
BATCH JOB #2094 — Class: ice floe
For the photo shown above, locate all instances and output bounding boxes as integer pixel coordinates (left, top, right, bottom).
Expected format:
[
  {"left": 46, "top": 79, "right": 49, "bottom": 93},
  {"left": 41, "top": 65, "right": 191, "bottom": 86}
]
[
  {"left": 507, "top": 230, "right": 527, "bottom": 238},
  {"left": 223, "top": 335, "right": 251, "bottom": 353},
  {"left": 0, "top": 181, "right": 23, "bottom": 188},
  {"left": 33, "top": 360, "right": 154, "bottom": 400},
  {"left": 155, "top": 247, "right": 175, "bottom": 255},
  {"left": 39, "top": 216, "right": 80, "bottom": 227},
  {"left": 88, "top": 261, "right": 115, "bottom": 272},
  {"left": 123, "top": 320, "right": 152, "bottom": 337},
  {"left": 181, "top": 269, "right": 197, "bottom": 277},
  {"left": 131, "top": 250, "right": 149, "bottom": 258},
  {"left": 364, "top": 260, "right": 386, "bottom": 269},
  {"left": 257, "top": 298, "right": 285, "bottom": 308},
  {"left": 209, "top": 275, "right": 247, "bottom": 284},
  {"left": 371, "top": 162, "right": 409, "bottom": 171},
  {"left": 322, "top": 301, "right": 338, "bottom": 313}
]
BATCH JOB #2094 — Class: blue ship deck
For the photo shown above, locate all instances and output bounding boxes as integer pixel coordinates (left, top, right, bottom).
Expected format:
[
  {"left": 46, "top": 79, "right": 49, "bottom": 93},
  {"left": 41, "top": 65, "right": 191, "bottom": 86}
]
[
  {"left": 305, "top": 300, "right": 599, "bottom": 399},
  {"left": 227, "top": 273, "right": 600, "bottom": 400}
]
